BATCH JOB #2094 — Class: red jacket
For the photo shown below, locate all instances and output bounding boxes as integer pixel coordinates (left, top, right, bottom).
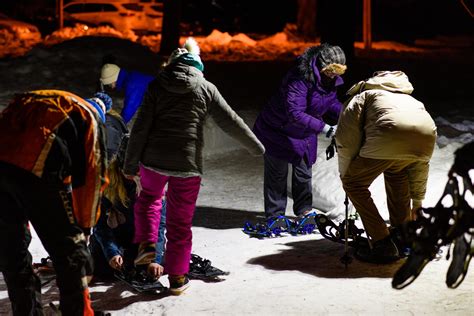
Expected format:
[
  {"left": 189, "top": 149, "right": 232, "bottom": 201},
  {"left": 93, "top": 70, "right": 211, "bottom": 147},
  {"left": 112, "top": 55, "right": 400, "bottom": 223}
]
[{"left": 0, "top": 90, "right": 108, "bottom": 230}]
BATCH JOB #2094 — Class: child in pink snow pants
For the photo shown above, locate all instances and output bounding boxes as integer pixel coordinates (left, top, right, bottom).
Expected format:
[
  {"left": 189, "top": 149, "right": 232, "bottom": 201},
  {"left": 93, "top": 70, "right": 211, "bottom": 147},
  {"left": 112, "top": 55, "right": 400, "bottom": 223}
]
[
  {"left": 122, "top": 38, "right": 264, "bottom": 295},
  {"left": 133, "top": 166, "right": 201, "bottom": 276}
]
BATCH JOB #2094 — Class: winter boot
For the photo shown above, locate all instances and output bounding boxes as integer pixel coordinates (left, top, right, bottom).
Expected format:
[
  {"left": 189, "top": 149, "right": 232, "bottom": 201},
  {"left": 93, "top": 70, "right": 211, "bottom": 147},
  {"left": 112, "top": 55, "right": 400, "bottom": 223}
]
[
  {"left": 168, "top": 274, "right": 190, "bottom": 295},
  {"left": 355, "top": 235, "right": 400, "bottom": 264}
]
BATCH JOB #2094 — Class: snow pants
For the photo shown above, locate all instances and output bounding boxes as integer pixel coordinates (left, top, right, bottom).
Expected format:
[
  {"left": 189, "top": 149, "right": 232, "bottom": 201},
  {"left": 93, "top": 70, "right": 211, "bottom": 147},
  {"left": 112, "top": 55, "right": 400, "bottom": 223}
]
[
  {"left": 133, "top": 166, "right": 201, "bottom": 275},
  {"left": 263, "top": 153, "right": 313, "bottom": 219},
  {"left": 341, "top": 157, "right": 413, "bottom": 242},
  {"left": 0, "top": 162, "right": 94, "bottom": 316}
]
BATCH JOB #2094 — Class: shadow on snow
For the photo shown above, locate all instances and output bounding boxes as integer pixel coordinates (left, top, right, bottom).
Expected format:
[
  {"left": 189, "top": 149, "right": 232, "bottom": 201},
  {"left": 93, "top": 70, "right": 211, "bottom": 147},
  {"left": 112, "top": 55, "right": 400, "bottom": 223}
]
[{"left": 247, "top": 238, "right": 404, "bottom": 279}]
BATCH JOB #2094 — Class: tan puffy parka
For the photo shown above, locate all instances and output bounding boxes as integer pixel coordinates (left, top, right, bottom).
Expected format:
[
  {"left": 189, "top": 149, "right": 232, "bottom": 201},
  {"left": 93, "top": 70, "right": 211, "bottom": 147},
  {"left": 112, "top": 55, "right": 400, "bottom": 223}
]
[{"left": 335, "top": 71, "right": 437, "bottom": 201}]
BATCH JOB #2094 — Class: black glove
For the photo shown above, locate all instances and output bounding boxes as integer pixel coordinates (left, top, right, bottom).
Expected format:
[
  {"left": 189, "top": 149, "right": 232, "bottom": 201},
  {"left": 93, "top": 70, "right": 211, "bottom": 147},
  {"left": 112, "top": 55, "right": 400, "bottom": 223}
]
[{"left": 326, "top": 137, "right": 337, "bottom": 160}]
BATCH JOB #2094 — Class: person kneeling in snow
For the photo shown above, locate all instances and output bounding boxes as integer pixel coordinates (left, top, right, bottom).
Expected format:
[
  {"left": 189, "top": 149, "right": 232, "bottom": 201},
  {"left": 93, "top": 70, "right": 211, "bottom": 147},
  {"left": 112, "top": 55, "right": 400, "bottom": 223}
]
[
  {"left": 90, "top": 135, "right": 225, "bottom": 283},
  {"left": 123, "top": 37, "right": 265, "bottom": 295},
  {"left": 335, "top": 71, "right": 437, "bottom": 264},
  {"left": 0, "top": 90, "right": 108, "bottom": 315},
  {"left": 89, "top": 134, "right": 167, "bottom": 280}
]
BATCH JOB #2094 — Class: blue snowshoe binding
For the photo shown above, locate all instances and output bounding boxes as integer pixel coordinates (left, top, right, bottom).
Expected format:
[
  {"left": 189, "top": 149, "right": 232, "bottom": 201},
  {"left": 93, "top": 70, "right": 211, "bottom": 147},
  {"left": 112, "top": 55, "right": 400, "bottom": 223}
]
[
  {"left": 291, "top": 212, "right": 318, "bottom": 235},
  {"left": 243, "top": 215, "right": 293, "bottom": 238}
]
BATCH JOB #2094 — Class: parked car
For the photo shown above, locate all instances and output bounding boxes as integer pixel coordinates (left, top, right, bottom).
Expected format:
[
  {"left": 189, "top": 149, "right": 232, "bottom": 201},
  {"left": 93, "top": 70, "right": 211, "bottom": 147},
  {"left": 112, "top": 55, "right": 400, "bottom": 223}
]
[
  {"left": 63, "top": 1, "right": 161, "bottom": 34},
  {"left": 139, "top": 0, "right": 163, "bottom": 33},
  {"left": 0, "top": 12, "right": 41, "bottom": 42}
]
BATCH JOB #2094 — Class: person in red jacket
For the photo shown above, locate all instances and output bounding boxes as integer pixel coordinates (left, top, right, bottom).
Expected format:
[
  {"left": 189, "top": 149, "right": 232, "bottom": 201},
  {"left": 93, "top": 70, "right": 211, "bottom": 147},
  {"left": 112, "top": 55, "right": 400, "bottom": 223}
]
[{"left": 0, "top": 90, "right": 108, "bottom": 316}]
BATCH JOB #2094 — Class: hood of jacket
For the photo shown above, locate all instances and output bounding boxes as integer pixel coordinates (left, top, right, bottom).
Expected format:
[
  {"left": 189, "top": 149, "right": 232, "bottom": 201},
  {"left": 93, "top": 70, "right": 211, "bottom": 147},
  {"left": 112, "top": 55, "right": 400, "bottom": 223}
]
[
  {"left": 158, "top": 62, "right": 204, "bottom": 94},
  {"left": 347, "top": 70, "right": 414, "bottom": 96},
  {"left": 296, "top": 45, "right": 343, "bottom": 88}
]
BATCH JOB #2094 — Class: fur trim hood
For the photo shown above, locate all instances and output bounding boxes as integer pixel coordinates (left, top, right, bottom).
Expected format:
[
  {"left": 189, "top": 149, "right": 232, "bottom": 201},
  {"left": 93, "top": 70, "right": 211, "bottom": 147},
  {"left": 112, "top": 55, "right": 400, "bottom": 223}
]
[
  {"left": 297, "top": 45, "right": 321, "bottom": 83},
  {"left": 297, "top": 44, "right": 345, "bottom": 86}
]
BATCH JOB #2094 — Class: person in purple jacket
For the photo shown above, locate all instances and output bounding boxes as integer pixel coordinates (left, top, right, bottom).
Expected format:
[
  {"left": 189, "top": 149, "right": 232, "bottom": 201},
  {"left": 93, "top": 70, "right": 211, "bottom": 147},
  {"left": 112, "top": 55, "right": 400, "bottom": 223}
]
[{"left": 253, "top": 43, "right": 347, "bottom": 220}]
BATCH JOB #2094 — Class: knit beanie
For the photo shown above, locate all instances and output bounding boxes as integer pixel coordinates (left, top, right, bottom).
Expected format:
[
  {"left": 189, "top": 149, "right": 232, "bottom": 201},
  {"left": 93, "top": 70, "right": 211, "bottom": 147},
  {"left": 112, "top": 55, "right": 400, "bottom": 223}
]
[
  {"left": 86, "top": 98, "right": 106, "bottom": 123},
  {"left": 167, "top": 37, "right": 204, "bottom": 72},
  {"left": 93, "top": 91, "right": 113, "bottom": 112},
  {"left": 100, "top": 63, "right": 120, "bottom": 85},
  {"left": 316, "top": 44, "right": 346, "bottom": 69}
]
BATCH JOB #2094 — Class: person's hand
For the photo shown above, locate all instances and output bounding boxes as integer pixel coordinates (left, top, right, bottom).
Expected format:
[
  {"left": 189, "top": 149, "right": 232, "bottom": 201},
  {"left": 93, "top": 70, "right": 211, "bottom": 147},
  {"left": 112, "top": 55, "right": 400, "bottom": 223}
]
[
  {"left": 109, "top": 255, "right": 123, "bottom": 270},
  {"left": 411, "top": 199, "right": 423, "bottom": 220},
  {"left": 147, "top": 263, "right": 164, "bottom": 280},
  {"left": 322, "top": 124, "right": 337, "bottom": 138}
]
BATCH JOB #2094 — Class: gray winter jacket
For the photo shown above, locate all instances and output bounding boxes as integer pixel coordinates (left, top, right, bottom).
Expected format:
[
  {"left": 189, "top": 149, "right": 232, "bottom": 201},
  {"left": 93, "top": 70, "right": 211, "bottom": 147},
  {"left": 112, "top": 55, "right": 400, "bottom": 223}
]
[{"left": 123, "top": 62, "right": 265, "bottom": 176}]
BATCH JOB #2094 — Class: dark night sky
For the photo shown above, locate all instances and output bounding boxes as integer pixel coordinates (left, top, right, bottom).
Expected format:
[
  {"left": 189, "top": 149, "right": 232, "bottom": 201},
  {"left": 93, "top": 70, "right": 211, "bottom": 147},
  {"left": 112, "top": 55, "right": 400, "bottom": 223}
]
[{"left": 0, "top": 0, "right": 472, "bottom": 40}]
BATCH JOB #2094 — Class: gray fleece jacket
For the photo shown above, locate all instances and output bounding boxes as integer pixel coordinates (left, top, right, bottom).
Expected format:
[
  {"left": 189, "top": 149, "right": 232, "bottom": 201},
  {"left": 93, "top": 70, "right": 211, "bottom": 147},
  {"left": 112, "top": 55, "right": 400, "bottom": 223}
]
[{"left": 123, "top": 62, "right": 265, "bottom": 176}]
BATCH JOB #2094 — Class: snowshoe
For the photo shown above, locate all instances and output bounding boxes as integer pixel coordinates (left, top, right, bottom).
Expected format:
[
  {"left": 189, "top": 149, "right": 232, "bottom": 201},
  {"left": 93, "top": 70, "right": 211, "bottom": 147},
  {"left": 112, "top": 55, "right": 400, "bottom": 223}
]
[
  {"left": 242, "top": 215, "right": 293, "bottom": 238},
  {"left": 114, "top": 267, "right": 167, "bottom": 293},
  {"left": 446, "top": 234, "right": 473, "bottom": 289},
  {"left": 291, "top": 212, "right": 318, "bottom": 235},
  {"left": 392, "top": 218, "right": 441, "bottom": 289},
  {"left": 188, "top": 254, "right": 229, "bottom": 282},
  {"left": 392, "top": 251, "right": 434, "bottom": 289},
  {"left": 315, "top": 214, "right": 369, "bottom": 249}
]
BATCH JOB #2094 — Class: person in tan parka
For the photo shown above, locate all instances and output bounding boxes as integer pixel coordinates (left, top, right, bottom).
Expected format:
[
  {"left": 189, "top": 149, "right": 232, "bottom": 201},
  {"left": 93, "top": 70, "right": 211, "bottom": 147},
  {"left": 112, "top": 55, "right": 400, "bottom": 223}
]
[{"left": 335, "top": 71, "right": 437, "bottom": 263}]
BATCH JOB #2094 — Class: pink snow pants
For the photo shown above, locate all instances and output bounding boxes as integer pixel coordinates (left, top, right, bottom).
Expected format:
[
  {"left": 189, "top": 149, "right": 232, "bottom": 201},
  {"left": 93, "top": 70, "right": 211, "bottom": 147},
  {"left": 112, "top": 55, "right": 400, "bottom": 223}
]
[{"left": 134, "top": 165, "right": 201, "bottom": 275}]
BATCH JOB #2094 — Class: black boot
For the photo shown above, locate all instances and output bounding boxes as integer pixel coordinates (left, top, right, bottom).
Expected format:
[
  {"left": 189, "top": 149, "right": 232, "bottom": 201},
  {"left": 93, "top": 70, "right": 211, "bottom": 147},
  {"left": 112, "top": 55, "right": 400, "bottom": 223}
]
[{"left": 355, "top": 235, "right": 400, "bottom": 264}]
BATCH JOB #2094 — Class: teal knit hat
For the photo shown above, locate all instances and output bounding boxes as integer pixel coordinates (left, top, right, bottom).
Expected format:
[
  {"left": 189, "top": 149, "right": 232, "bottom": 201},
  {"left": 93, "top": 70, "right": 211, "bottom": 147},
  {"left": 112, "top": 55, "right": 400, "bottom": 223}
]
[
  {"left": 167, "top": 37, "right": 204, "bottom": 72},
  {"left": 178, "top": 52, "right": 204, "bottom": 72}
]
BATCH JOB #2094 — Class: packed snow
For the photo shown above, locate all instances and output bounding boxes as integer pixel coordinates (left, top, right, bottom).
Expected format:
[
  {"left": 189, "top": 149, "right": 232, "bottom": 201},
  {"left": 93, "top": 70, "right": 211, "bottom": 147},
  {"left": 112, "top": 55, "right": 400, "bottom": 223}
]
[{"left": 0, "top": 33, "right": 473, "bottom": 315}]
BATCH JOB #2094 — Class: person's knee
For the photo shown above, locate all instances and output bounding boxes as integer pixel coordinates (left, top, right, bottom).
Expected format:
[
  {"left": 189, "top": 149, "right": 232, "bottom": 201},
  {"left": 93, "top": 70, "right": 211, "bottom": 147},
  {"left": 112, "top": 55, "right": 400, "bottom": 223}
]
[
  {"left": 341, "top": 178, "right": 356, "bottom": 193},
  {"left": 53, "top": 233, "right": 93, "bottom": 277}
]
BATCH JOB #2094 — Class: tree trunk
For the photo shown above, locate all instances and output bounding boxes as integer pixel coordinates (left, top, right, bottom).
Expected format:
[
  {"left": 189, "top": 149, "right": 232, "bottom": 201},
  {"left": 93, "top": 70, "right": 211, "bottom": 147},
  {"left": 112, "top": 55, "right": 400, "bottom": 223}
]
[
  {"left": 159, "top": 0, "right": 183, "bottom": 62},
  {"left": 318, "top": 0, "right": 356, "bottom": 67},
  {"left": 297, "top": 0, "right": 318, "bottom": 38}
]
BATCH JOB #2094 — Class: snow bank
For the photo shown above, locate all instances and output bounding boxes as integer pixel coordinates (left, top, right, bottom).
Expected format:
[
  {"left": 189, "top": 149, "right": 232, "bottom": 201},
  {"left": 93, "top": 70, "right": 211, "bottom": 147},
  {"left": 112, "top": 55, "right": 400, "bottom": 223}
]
[{"left": 4, "top": 23, "right": 465, "bottom": 61}]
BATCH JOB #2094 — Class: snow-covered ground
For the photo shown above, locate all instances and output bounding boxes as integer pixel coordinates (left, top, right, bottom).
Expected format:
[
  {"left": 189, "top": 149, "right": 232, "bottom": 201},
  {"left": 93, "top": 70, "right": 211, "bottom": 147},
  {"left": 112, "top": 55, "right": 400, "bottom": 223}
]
[
  {"left": 0, "top": 34, "right": 473, "bottom": 315},
  {"left": 1, "top": 127, "right": 472, "bottom": 315}
]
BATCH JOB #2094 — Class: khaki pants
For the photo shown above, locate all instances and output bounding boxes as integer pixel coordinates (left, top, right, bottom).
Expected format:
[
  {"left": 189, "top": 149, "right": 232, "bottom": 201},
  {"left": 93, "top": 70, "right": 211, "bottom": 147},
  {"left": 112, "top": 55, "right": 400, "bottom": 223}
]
[{"left": 342, "top": 156, "right": 414, "bottom": 242}]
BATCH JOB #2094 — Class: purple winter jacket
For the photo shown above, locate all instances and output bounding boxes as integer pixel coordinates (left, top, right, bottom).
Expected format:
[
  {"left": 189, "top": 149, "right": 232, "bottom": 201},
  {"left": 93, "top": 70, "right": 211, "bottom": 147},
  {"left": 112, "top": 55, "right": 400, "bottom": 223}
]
[{"left": 253, "top": 49, "right": 343, "bottom": 165}]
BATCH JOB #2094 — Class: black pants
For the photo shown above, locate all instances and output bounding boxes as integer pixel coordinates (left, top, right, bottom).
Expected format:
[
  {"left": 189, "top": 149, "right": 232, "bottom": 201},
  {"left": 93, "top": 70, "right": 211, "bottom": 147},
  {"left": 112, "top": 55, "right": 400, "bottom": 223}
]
[
  {"left": 263, "top": 154, "right": 313, "bottom": 219},
  {"left": 0, "top": 162, "right": 92, "bottom": 316}
]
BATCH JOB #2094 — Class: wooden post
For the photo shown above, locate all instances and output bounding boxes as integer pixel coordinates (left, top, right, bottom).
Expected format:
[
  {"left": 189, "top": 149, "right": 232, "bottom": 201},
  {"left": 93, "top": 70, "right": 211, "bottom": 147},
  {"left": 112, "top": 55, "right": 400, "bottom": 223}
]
[
  {"left": 58, "top": 0, "right": 64, "bottom": 29},
  {"left": 363, "top": 0, "right": 372, "bottom": 50}
]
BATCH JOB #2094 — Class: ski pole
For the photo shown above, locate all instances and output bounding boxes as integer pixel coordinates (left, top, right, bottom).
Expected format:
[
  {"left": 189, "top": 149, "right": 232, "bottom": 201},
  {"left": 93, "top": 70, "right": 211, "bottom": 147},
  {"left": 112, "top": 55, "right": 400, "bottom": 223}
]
[{"left": 340, "top": 194, "right": 352, "bottom": 268}]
